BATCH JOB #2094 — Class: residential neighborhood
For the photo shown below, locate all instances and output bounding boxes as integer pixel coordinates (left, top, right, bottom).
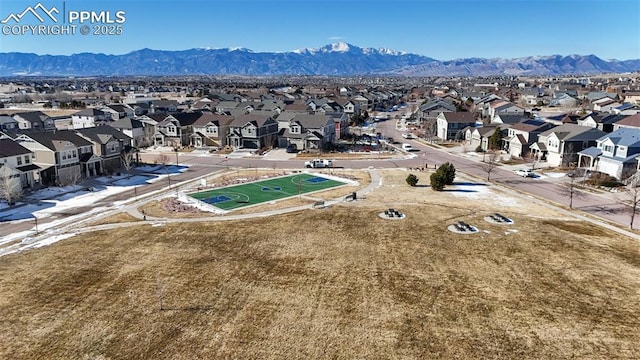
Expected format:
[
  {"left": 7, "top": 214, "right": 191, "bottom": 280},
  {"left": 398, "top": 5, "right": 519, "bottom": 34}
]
[{"left": 2, "top": 74, "right": 640, "bottom": 194}]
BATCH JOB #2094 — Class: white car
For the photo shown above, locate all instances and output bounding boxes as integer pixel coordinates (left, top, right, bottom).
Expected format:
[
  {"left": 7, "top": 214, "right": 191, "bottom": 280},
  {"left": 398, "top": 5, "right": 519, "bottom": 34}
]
[
  {"left": 401, "top": 133, "right": 413, "bottom": 139},
  {"left": 514, "top": 168, "right": 534, "bottom": 177}
]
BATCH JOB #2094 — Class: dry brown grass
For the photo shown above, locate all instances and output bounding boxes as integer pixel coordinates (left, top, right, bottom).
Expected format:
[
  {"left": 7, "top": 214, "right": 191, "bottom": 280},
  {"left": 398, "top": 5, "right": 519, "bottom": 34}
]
[
  {"left": 88, "top": 212, "right": 141, "bottom": 226},
  {"left": 0, "top": 170, "right": 639, "bottom": 359}
]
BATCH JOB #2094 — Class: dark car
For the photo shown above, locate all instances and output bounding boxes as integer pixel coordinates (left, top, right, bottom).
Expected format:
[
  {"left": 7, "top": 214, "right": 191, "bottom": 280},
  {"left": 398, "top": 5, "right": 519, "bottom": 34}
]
[{"left": 286, "top": 144, "right": 298, "bottom": 153}]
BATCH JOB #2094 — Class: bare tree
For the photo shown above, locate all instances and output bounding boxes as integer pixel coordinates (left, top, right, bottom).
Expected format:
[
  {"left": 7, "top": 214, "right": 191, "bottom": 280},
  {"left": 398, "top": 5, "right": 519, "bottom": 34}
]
[
  {"left": 481, "top": 151, "right": 500, "bottom": 181},
  {"left": 0, "top": 166, "right": 23, "bottom": 206},
  {"left": 560, "top": 175, "right": 583, "bottom": 209},
  {"left": 625, "top": 178, "right": 640, "bottom": 229},
  {"left": 120, "top": 148, "right": 137, "bottom": 172},
  {"left": 525, "top": 151, "right": 540, "bottom": 171}
]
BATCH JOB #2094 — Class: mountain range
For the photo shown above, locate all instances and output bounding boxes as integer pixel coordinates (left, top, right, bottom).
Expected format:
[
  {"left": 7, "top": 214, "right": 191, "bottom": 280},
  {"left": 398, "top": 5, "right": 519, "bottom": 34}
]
[{"left": 0, "top": 42, "right": 638, "bottom": 77}]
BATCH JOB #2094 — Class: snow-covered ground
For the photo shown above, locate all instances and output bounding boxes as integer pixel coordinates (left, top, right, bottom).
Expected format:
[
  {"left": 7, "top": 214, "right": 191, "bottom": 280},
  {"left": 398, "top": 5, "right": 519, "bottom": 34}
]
[
  {"left": 0, "top": 165, "right": 188, "bottom": 253},
  {"left": 449, "top": 181, "right": 521, "bottom": 207}
]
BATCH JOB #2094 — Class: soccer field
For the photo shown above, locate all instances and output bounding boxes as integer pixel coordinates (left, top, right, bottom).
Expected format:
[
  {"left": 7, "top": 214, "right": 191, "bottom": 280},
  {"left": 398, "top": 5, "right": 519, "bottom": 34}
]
[{"left": 189, "top": 173, "right": 347, "bottom": 211}]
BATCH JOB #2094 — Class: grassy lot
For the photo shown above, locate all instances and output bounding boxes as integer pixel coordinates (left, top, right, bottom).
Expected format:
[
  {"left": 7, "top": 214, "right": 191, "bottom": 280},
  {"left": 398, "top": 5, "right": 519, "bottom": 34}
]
[{"left": 0, "top": 170, "right": 639, "bottom": 359}]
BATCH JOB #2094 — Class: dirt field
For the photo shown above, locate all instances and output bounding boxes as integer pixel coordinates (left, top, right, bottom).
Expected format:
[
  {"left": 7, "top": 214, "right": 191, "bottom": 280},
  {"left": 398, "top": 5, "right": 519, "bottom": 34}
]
[{"left": 0, "top": 169, "right": 638, "bottom": 359}]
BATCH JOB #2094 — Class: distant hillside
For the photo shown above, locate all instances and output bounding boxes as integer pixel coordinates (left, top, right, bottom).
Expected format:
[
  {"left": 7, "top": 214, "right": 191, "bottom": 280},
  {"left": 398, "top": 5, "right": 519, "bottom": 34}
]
[{"left": 0, "top": 42, "right": 638, "bottom": 77}]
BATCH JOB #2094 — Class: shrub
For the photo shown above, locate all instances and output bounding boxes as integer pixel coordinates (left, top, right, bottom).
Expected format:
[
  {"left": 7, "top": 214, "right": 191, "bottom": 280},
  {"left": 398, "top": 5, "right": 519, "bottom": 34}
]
[
  {"left": 437, "top": 162, "right": 456, "bottom": 185},
  {"left": 430, "top": 172, "right": 446, "bottom": 191},
  {"left": 406, "top": 174, "right": 418, "bottom": 187}
]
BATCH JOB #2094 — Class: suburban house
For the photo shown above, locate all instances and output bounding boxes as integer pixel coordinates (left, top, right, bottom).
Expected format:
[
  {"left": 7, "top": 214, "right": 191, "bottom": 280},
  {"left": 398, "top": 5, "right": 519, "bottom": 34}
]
[
  {"left": 101, "top": 104, "right": 135, "bottom": 120},
  {"left": 531, "top": 124, "right": 606, "bottom": 167},
  {"left": 436, "top": 112, "right": 478, "bottom": 141},
  {"left": 341, "top": 100, "right": 358, "bottom": 114},
  {"left": 550, "top": 93, "right": 579, "bottom": 108},
  {"left": 226, "top": 114, "right": 278, "bottom": 149},
  {"left": 14, "top": 130, "right": 95, "bottom": 185},
  {"left": 577, "top": 128, "right": 640, "bottom": 180},
  {"left": 12, "top": 111, "right": 56, "bottom": 131},
  {"left": 592, "top": 98, "right": 622, "bottom": 112},
  {"left": 488, "top": 101, "right": 525, "bottom": 121},
  {"left": 0, "top": 115, "right": 18, "bottom": 131},
  {"left": 154, "top": 115, "right": 182, "bottom": 148},
  {"left": 613, "top": 103, "right": 640, "bottom": 115},
  {"left": 110, "top": 117, "right": 155, "bottom": 148},
  {"left": 75, "top": 126, "right": 132, "bottom": 174},
  {"left": 613, "top": 113, "right": 640, "bottom": 131},
  {"left": 578, "top": 112, "right": 625, "bottom": 133},
  {"left": 71, "top": 108, "right": 112, "bottom": 129},
  {"left": 189, "top": 113, "right": 234, "bottom": 148},
  {"left": 503, "top": 119, "right": 556, "bottom": 158},
  {"left": 0, "top": 138, "right": 39, "bottom": 188},
  {"left": 491, "top": 114, "right": 529, "bottom": 126},
  {"left": 150, "top": 99, "right": 179, "bottom": 114},
  {"left": 279, "top": 114, "right": 336, "bottom": 151},
  {"left": 419, "top": 99, "right": 455, "bottom": 122},
  {"left": 327, "top": 112, "right": 350, "bottom": 140},
  {"left": 464, "top": 125, "right": 504, "bottom": 152},
  {"left": 623, "top": 91, "right": 640, "bottom": 105}
]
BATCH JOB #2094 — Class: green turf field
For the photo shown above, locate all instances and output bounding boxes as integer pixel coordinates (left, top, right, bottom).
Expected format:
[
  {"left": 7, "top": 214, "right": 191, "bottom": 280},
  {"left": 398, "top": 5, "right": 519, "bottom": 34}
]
[{"left": 189, "top": 173, "right": 347, "bottom": 211}]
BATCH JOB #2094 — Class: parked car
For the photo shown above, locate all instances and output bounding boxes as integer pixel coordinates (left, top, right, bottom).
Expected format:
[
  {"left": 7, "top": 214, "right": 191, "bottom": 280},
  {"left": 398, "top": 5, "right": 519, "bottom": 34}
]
[
  {"left": 514, "top": 168, "right": 534, "bottom": 177},
  {"left": 305, "top": 159, "right": 333, "bottom": 168},
  {"left": 401, "top": 133, "right": 413, "bottom": 139}
]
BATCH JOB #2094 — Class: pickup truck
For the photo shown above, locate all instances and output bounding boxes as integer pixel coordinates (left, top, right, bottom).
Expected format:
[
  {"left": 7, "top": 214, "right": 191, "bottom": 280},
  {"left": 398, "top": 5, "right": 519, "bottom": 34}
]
[{"left": 305, "top": 159, "right": 333, "bottom": 168}]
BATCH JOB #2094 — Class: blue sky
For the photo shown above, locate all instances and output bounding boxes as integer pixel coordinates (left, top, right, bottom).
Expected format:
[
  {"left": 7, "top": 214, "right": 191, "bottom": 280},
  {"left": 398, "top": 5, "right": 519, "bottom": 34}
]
[{"left": 1, "top": 0, "right": 639, "bottom": 60}]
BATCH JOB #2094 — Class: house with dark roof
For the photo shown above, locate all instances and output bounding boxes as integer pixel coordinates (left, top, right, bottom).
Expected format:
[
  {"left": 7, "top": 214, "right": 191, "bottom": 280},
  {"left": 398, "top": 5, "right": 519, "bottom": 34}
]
[
  {"left": 531, "top": 124, "right": 606, "bottom": 167},
  {"left": 14, "top": 130, "right": 95, "bottom": 185},
  {"left": 578, "top": 112, "right": 626, "bottom": 133},
  {"left": 189, "top": 113, "right": 234, "bottom": 148},
  {"left": 12, "top": 111, "right": 55, "bottom": 131},
  {"left": 75, "top": 126, "right": 132, "bottom": 174},
  {"left": 0, "top": 115, "right": 18, "bottom": 131},
  {"left": 419, "top": 99, "right": 456, "bottom": 122},
  {"left": 226, "top": 114, "right": 278, "bottom": 149},
  {"left": 0, "top": 138, "right": 38, "bottom": 188},
  {"left": 279, "top": 114, "right": 336, "bottom": 151},
  {"left": 578, "top": 128, "right": 640, "bottom": 180},
  {"left": 101, "top": 104, "right": 135, "bottom": 120},
  {"left": 436, "top": 112, "right": 478, "bottom": 141},
  {"left": 150, "top": 99, "right": 179, "bottom": 114},
  {"left": 110, "top": 117, "right": 155, "bottom": 148}
]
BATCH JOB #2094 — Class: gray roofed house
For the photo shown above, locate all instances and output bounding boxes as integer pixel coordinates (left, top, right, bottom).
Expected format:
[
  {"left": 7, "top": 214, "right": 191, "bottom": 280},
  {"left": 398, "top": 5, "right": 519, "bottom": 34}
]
[
  {"left": 12, "top": 111, "right": 55, "bottom": 131},
  {"left": 436, "top": 112, "right": 478, "bottom": 141},
  {"left": 532, "top": 124, "right": 606, "bottom": 167},
  {"left": 75, "top": 126, "right": 132, "bottom": 173},
  {"left": 110, "top": 117, "right": 154, "bottom": 147},
  {"left": 578, "top": 127, "right": 640, "bottom": 179},
  {"left": 14, "top": 130, "right": 97, "bottom": 185},
  {"left": 0, "top": 137, "right": 39, "bottom": 188},
  {"left": 226, "top": 114, "right": 278, "bottom": 150},
  {"left": 280, "top": 114, "right": 336, "bottom": 151}
]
